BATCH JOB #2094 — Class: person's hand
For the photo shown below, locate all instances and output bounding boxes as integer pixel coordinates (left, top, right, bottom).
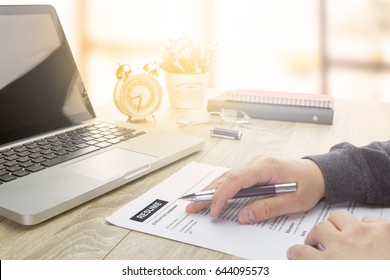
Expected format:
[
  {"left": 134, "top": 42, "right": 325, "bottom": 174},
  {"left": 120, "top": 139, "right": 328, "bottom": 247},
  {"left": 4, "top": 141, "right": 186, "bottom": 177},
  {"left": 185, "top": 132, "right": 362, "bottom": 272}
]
[
  {"left": 288, "top": 210, "right": 390, "bottom": 259},
  {"left": 185, "top": 156, "right": 326, "bottom": 224}
]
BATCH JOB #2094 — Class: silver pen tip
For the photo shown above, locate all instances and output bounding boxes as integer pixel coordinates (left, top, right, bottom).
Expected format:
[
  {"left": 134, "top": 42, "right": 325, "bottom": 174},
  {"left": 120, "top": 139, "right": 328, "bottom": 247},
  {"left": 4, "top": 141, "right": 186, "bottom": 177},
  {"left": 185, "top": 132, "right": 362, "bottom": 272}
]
[{"left": 180, "top": 194, "right": 195, "bottom": 200}]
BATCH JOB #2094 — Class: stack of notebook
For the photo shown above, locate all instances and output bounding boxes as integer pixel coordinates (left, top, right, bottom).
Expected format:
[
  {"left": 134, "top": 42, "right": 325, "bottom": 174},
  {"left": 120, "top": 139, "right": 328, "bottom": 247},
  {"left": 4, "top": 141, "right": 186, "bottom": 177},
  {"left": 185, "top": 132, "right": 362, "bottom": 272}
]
[{"left": 207, "top": 89, "right": 334, "bottom": 125}]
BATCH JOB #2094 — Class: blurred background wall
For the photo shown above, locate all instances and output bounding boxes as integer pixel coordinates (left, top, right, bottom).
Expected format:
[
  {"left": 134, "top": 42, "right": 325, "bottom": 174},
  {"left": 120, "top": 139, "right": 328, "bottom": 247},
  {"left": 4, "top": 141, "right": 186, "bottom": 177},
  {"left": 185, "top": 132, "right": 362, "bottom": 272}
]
[{"left": 2, "top": 0, "right": 390, "bottom": 106}]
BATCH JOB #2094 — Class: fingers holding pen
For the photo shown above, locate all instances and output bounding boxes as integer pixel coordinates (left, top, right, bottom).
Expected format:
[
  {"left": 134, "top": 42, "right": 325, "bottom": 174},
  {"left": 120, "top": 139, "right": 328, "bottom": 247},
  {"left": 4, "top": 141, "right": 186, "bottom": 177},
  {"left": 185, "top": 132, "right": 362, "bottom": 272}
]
[
  {"left": 186, "top": 161, "right": 266, "bottom": 216},
  {"left": 185, "top": 171, "right": 231, "bottom": 213},
  {"left": 238, "top": 194, "right": 293, "bottom": 224},
  {"left": 209, "top": 161, "right": 275, "bottom": 217},
  {"left": 230, "top": 158, "right": 324, "bottom": 224},
  {"left": 185, "top": 169, "right": 251, "bottom": 215}
]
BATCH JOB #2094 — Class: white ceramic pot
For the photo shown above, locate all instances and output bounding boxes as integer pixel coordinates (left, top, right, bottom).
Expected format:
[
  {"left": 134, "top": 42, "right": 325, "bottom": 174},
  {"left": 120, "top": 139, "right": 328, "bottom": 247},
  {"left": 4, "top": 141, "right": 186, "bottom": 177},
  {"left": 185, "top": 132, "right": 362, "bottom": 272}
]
[{"left": 164, "top": 72, "right": 209, "bottom": 108}]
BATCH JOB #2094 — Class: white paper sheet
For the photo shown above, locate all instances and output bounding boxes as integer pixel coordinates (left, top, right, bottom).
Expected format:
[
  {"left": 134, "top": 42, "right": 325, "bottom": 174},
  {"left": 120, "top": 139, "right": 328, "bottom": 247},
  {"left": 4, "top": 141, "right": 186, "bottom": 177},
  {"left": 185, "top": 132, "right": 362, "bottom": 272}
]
[{"left": 106, "top": 162, "right": 390, "bottom": 259}]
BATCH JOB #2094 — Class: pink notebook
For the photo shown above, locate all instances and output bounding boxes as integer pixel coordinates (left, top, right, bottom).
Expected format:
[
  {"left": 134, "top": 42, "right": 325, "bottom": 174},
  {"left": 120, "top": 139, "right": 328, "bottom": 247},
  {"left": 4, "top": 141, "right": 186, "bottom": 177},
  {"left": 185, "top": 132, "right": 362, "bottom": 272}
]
[{"left": 225, "top": 89, "right": 333, "bottom": 108}]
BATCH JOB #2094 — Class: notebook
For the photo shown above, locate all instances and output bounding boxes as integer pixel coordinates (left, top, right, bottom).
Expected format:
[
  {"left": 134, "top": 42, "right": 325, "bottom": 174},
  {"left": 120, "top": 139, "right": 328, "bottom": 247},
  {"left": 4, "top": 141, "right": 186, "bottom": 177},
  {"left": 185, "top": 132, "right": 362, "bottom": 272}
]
[
  {"left": 225, "top": 89, "right": 333, "bottom": 108},
  {"left": 0, "top": 5, "right": 204, "bottom": 225}
]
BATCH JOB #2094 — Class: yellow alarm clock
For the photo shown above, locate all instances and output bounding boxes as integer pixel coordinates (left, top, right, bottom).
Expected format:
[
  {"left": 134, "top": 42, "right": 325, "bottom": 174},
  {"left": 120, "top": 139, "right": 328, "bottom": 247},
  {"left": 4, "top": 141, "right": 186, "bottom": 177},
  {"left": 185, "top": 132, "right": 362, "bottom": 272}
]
[{"left": 114, "top": 63, "right": 163, "bottom": 122}]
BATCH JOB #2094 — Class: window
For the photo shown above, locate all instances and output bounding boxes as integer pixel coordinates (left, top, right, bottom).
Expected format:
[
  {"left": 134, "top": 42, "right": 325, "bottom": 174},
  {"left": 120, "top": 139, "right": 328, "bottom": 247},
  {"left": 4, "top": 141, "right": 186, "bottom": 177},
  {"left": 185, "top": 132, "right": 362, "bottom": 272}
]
[
  {"left": 322, "top": 0, "right": 390, "bottom": 101},
  {"left": 79, "top": 0, "right": 321, "bottom": 106},
  {"left": 7, "top": 0, "right": 390, "bottom": 106}
]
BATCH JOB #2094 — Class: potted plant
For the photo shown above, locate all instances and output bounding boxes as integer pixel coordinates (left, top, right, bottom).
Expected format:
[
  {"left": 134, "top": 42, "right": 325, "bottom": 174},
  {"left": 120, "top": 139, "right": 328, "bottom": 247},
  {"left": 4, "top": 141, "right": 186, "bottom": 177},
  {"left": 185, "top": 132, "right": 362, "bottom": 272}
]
[{"left": 159, "top": 34, "right": 214, "bottom": 108}]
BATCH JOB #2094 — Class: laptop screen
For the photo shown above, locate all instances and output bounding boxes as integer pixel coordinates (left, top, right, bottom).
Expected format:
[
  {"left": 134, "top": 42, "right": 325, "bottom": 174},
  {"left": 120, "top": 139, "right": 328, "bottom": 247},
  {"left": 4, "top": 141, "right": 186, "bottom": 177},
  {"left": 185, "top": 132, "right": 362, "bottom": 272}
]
[{"left": 0, "top": 5, "right": 95, "bottom": 146}]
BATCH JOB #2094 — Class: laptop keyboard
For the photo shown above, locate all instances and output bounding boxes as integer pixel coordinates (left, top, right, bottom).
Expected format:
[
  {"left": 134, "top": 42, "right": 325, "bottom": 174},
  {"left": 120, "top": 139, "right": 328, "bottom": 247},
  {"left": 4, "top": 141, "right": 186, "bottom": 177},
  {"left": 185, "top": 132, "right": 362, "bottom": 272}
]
[{"left": 0, "top": 122, "right": 145, "bottom": 185}]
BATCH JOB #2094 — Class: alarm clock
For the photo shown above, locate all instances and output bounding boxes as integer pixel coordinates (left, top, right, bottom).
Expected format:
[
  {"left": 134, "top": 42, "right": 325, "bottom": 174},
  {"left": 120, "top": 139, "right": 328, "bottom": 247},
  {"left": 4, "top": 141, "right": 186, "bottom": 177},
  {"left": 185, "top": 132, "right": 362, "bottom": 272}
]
[{"left": 113, "top": 63, "right": 163, "bottom": 122}]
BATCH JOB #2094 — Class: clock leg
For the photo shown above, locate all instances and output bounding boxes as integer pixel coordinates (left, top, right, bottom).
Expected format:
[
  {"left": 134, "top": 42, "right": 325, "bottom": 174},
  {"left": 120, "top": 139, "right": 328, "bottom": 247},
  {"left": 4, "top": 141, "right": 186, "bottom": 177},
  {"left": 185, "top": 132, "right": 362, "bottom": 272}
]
[{"left": 127, "top": 116, "right": 156, "bottom": 123}]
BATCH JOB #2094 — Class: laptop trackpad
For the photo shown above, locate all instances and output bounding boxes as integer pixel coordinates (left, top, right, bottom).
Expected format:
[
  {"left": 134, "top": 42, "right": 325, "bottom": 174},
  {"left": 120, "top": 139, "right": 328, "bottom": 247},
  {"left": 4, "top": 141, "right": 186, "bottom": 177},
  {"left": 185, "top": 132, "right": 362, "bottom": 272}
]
[{"left": 65, "top": 148, "right": 156, "bottom": 181}]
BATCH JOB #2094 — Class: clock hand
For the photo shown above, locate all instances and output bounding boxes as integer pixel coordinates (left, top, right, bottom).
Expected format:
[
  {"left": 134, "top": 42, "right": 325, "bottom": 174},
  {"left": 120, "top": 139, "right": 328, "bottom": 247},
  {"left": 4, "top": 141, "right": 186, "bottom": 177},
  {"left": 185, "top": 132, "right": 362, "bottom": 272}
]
[
  {"left": 130, "top": 95, "right": 142, "bottom": 112},
  {"left": 137, "top": 96, "right": 142, "bottom": 112},
  {"left": 130, "top": 95, "right": 141, "bottom": 101}
]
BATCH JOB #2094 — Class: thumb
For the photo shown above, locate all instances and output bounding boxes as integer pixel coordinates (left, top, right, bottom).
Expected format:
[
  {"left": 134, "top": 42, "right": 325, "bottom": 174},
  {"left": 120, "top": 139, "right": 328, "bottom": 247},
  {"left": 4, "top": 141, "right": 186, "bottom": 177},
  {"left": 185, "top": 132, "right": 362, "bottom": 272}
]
[{"left": 237, "top": 195, "right": 294, "bottom": 224}]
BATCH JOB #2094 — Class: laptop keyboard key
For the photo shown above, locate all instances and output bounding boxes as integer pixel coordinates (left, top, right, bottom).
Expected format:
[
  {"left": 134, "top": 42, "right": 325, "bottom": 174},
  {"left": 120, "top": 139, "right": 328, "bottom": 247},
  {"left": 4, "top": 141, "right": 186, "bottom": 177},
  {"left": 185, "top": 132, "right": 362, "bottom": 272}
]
[
  {"left": 6, "top": 165, "right": 22, "bottom": 173},
  {"left": 0, "top": 173, "right": 17, "bottom": 182},
  {"left": 13, "top": 169, "right": 30, "bottom": 177},
  {"left": 19, "top": 161, "right": 35, "bottom": 168},
  {"left": 95, "top": 142, "right": 111, "bottom": 149},
  {"left": 25, "top": 164, "right": 46, "bottom": 173}
]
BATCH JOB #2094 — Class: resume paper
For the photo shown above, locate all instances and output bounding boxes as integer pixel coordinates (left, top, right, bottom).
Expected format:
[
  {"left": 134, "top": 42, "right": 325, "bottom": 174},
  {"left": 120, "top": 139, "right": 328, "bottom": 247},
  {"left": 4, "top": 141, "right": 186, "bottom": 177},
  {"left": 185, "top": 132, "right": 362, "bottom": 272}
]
[{"left": 106, "top": 162, "right": 390, "bottom": 259}]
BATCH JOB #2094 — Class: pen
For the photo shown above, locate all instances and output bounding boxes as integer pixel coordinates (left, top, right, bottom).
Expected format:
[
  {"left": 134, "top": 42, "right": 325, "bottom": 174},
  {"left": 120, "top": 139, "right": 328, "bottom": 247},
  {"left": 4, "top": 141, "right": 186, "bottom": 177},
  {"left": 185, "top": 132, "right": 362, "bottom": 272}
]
[{"left": 180, "top": 182, "right": 297, "bottom": 201}]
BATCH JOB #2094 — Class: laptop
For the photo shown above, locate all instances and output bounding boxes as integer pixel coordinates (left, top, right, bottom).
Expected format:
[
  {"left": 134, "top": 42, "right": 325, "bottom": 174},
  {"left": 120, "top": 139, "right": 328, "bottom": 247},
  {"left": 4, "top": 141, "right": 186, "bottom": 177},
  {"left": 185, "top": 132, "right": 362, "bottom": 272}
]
[{"left": 0, "top": 5, "right": 204, "bottom": 225}]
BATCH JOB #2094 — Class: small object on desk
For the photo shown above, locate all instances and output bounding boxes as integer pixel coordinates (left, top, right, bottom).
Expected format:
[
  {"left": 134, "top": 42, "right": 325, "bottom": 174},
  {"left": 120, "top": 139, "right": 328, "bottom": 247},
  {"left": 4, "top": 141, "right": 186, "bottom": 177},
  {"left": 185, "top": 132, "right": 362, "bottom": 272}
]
[
  {"left": 210, "top": 127, "right": 242, "bottom": 140},
  {"left": 180, "top": 182, "right": 297, "bottom": 201},
  {"left": 113, "top": 63, "right": 163, "bottom": 122}
]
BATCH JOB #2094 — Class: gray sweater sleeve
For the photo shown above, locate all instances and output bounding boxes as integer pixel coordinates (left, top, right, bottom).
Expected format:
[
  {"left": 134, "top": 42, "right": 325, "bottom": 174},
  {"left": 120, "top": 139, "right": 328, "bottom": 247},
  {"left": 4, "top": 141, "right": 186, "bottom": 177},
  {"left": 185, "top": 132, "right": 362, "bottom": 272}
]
[{"left": 305, "top": 141, "right": 390, "bottom": 205}]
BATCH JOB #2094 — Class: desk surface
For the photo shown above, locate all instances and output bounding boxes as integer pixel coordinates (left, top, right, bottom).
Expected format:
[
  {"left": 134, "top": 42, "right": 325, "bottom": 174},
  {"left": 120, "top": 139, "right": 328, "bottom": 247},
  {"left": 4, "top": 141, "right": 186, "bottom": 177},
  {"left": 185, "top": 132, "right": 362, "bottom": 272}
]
[{"left": 1, "top": 98, "right": 390, "bottom": 259}]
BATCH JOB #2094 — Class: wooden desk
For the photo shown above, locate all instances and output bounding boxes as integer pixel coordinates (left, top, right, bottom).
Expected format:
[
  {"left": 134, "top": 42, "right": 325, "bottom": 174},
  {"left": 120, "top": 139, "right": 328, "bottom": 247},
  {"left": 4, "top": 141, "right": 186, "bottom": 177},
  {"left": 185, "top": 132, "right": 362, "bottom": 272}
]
[{"left": 1, "top": 99, "right": 390, "bottom": 259}]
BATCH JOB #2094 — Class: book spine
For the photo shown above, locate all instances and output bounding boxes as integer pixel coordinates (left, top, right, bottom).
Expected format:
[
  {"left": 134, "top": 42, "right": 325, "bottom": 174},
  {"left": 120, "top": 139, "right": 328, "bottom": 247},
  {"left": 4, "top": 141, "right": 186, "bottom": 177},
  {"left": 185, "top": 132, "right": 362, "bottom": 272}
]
[{"left": 207, "top": 98, "right": 334, "bottom": 125}]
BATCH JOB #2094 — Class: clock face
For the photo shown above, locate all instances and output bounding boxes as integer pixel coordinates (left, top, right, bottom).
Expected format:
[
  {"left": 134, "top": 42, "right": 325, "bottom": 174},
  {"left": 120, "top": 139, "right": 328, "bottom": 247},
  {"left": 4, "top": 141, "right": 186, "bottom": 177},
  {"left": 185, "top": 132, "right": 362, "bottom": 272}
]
[{"left": 114, "top": 73, "right": 162, "bottom": 118}]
